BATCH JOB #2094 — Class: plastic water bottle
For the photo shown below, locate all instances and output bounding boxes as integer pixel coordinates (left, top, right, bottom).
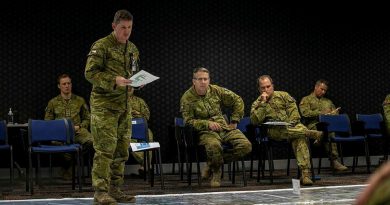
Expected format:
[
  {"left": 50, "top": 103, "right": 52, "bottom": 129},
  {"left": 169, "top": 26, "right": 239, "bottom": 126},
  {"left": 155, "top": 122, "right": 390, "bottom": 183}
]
[{"left": 7, "top": 108, "right": 14, "bottom": 124}]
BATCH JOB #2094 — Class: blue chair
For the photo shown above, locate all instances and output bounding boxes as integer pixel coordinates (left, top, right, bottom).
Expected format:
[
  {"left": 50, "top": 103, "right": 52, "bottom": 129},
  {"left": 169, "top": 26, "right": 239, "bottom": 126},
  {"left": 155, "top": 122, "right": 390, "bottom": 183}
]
[
  {"left": 0, "top": 120, "right": 14, "bottom": 185},
  {"left": 229, "top": 116, "right": 249, "bottom": 186},
  {"left": 317, "top": 114, "right": 370, "bottom": 174},
  {"left": 27, "top": 119, "right": 82, "bottom": 194},
  {"left": 356, "top": 113, "right": 388, "bottom": 161},
  {"left": 130, "top": 118, "right": 164, "bottom": 189}
]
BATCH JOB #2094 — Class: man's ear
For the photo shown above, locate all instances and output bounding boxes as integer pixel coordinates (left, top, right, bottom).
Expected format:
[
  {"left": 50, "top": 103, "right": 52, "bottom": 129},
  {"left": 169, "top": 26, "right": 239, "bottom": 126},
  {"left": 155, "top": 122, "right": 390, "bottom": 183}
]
[{"left": 57, "top": 84, "right": 61, "bottom": 89}]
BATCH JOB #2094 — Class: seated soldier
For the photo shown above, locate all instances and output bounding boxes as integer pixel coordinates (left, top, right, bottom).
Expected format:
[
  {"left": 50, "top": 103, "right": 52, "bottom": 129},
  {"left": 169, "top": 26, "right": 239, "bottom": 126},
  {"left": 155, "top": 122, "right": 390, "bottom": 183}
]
[
  {"left": 250, "top": 75, "right": 322, "bottom": 186},
  {"left": 299, "top": 79, "right": 347, "bottom": 171},
  {"left": 45, "top": 74, "right": 93, "bottom": 179},
  {"left": 180, "top": 67, "right": 252, "bottom": 187}
]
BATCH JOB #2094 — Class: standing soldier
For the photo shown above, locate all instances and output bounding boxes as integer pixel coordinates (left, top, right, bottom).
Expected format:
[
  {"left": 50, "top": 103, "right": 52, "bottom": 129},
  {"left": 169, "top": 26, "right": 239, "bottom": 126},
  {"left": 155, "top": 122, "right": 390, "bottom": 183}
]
[
  {"left": 299, "top": 79, "right": 347, "bottom": 171},
  {"left": 45, "top": 73, "right": 93, "bottom": 179},
  {"left": 180, "top": 67, "right": 252, "bottom": 187},
  {"left": 250, "top": 75, "right": 322, "bottom": 186},
  {"left": 85, "top": 9, "right": 139, "bottom": 204},
  {"left": 128, "top": 88, "right": 154, "bottom": 176}
]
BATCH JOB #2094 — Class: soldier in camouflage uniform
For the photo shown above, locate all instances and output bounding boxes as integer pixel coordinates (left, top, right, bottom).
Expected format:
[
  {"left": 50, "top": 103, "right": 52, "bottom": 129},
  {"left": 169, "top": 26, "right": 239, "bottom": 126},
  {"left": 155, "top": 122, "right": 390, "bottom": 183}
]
[
  {"left": 45, "top": 74, "right": 93, "bottom": 179},
  {"left": 85, "top": 9, "right": 138, "bottom": 204},
  {"left": 356, "top": 161, "right": 390, "bottom": 205},
  {"left": 383, "top": 94, "right": 390, "bottom": 136},
  {"left": 180, "top": 67, "right": 252, "bottom": 188},
  {"left": 250, "top": 75, "right": 322, "bottom": 186},
  {"left": 299, "top": 79, "right": 347, "bottom": 171},
  {"left": 128, "top": 88, "right": 153, "bottom": 176}
]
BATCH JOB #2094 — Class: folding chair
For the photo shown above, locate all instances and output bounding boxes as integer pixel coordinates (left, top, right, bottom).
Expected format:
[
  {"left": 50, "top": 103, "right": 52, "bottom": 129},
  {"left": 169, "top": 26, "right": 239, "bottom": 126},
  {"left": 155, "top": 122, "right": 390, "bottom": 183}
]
[
  {"left": 130, "top": 118, "right": 164, "bottom": 189},
  {"left": 317, "top": 114, "right": 370, "bottom": 174},
  {"left": 27, "top": 119, "right": 82, "bottom": 194}
]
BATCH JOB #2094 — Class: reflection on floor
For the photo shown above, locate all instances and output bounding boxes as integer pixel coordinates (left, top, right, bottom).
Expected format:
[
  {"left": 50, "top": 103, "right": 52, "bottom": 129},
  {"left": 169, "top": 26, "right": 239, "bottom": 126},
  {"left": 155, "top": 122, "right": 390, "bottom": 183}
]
[{"left": 0, "top": 184, "right": 366, "bottom": 204}]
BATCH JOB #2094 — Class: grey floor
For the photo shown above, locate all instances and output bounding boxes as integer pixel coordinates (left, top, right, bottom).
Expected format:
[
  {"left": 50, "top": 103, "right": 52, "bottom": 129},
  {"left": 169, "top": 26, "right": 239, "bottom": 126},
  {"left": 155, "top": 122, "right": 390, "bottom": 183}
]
[{"left": 0, "top": 184, "right": 366, "bottom": 204}]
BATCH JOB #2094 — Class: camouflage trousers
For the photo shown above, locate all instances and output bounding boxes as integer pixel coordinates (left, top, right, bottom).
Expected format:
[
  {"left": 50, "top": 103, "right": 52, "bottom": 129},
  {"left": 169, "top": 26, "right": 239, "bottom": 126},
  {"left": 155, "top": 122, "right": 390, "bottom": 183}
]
[
  {"left": 130, "top": 129, "right": 154, "bottom": 166},
  {"left": 90, "top": 108, "right": 132, "bottom": 192},
  {"left": 268, "top": 123, "right": 311, "bottom": 170},
  {"left": 319, "top": 132, "right": 339, "bottom": 160},
  {"left": 198, "top": 129, "right": 252, "bottom": 171},
  {"left": 63, "top": 128, "right": 94, "bottom": 165}
]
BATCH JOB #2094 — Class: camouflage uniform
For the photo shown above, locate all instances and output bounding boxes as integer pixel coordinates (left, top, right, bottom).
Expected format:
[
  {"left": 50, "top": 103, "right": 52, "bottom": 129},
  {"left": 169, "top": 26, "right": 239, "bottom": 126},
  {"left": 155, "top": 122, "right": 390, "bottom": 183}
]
[
  {"left": 44, "top": 94, "right": 93, "bottom": 148},
  {"left": 85, "top": 32, "right": 139, "bottom": 192},
  {"left": 128, "top": 94, "right": 153, "bottom": 166},
  {"left": 299, "top": 92, "right": 339, "bottom": 160},
  {"left": 383, "top": 94, "right": 390, "bottom": 135},
  {"left": 250, "top": 91, "right": 312, "bottom": 172},
  {"left": 180, "top": 84, "right": 252, "bottom": 174}
]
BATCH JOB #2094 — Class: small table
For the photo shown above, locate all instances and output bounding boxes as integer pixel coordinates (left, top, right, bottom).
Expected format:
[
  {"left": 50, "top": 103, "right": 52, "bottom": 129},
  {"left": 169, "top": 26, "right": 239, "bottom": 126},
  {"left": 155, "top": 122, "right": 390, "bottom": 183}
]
[{"left": 7, "top": 123, "right": 28, "bottom": 178}]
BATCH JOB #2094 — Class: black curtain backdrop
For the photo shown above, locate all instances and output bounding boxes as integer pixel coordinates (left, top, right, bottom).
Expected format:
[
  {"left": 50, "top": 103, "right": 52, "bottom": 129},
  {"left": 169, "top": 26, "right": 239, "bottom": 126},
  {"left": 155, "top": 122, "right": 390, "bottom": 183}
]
[{"left": 1, "top": 0, "right": 389, "bottom": 163}]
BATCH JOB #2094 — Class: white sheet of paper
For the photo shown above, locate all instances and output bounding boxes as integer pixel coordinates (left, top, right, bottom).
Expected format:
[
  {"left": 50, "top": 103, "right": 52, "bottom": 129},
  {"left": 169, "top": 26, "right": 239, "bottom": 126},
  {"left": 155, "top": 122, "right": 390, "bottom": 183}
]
[
  {"left": 263, "top": 121, "right": 291, "bottom": 126},
  {"left": 130, "top": 142, "right": 160, "bottom": 151},
  {"left": 292, "top": 178, "right": 301, "bottom": 195},
  {"left": 129, "top": 70, "right": 159, "bottom": 87}
]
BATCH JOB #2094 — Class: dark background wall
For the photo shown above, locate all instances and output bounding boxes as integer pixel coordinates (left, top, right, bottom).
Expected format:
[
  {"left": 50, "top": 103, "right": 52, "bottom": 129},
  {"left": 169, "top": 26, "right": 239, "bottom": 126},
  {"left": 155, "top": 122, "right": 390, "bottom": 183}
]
[{"left": 1, "top": 0, "right": 389, "bottom": 162}]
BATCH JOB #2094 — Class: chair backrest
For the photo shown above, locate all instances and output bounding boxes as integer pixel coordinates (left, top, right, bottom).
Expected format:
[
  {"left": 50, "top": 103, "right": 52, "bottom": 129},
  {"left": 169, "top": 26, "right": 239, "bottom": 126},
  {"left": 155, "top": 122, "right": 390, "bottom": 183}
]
[
  {"left": 356, "top": 113, "right": 383, "bottom": 130},
  {"left": 237, "top": 116, "right": 251, "bottom": 133},
  {"left": 319, "top": 114, "right": 351, "bottom": 134},
  {"left": 28, "top": 119, "right": 70, "bottom": 145},
  {"left": 0, "top": 120, "right": 8, "bottom": 144},
  {"left": 131, "top": 118, "right": 149, "bottom": 141},
  {"left": 64, "top": 118, "right": 76, "bottom": 143}
]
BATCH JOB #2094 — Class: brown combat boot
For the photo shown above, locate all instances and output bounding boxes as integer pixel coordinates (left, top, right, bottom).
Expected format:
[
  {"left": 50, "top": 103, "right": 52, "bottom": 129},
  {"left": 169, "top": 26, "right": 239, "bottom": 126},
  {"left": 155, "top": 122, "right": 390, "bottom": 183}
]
[
  {"left": 210, "top": 169, "right": 222, "bottom": 187},
  {"left": 109, "top": 186, "right": 136, "bottom": 203},
  {"left": 300, "top": 170, "right": 313, "bottom": 186},
  {"left": 201, "top": 165, "right": 211, "bottom": 180},
  {"left": 305, "top": 130, "right": 323, "bottom": 141},
  {"left": 332, "top": 160, "right": 348, "bottom": 171},
  {"left": 93, "top": 191, "right": 117, "bottom": 205}
]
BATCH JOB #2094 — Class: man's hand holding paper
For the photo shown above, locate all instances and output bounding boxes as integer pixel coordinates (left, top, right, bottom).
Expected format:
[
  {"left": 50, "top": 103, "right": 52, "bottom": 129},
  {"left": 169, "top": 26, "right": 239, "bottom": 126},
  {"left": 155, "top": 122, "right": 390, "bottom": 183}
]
[{"left": 128, "top": 70, "right": 159, "bottom": 87}]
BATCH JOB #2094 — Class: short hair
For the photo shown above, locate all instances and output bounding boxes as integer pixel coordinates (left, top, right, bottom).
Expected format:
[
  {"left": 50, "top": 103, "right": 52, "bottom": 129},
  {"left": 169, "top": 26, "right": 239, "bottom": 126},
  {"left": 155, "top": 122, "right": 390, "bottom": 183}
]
[
  {"left": 57, "top": 74, "right": 71, "bottom": 84},
  {"left": 257, "top": 75, "right": 273, "bottom": 87},
  {"left": 315, "top": 79, "right": 329, "bottom": 87},
  {"left": 193, "top": 67, "right": 209, "bottom": 78},
  {"left": 113, "top": 10, "right": 133, "bottom": 24}
]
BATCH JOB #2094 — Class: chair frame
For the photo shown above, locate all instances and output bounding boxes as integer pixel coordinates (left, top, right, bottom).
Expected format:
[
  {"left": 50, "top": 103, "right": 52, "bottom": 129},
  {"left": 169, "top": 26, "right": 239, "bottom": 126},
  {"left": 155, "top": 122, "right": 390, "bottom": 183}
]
[
  {"left": 26, "top": 119, "right": 82, "bottom": 194},
  {"left": 130, "top": 117, "right": 164, "bottom": 189},
  {"left": 356, "top": 113, "right": 388, "bottom": 162},
  {"left": 317, "top": 114, "right": 371, "bottom": 174},
  {"left": 0, "top": 120, "right": 14, "bottom": 185}
]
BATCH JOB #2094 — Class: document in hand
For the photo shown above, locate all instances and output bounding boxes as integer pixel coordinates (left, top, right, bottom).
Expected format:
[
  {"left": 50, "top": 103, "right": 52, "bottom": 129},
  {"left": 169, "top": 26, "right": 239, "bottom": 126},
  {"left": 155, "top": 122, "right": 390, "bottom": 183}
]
[
  {"left": 263, "top": 121, "right": 291, "bottom": 126},
  {"left": 129, "top": 70, "right": 160, "bottom": 87}
]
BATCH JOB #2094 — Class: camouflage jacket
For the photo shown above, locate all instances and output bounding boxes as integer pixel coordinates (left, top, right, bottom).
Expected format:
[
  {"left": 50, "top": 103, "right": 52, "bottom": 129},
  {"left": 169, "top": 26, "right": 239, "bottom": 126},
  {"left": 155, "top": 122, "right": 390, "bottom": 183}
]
[
  {"left": 85, "top": 32, "right": 139, "bottom": 110},
  {"left": 128, "top": 95, "right": 150, "bottom": 121},
  {"left": 44, "top": 94, "right": 90, "bottom": 129},
  {"left": 383, "top": 94, "right": 390, "bottom": 134},
  {"left": 299, "top": 92, "right": 336, "bottom": 129},
  {"left": 180, "top": 84, "right": 244, "bottom": 131},
  {"left": 250, "top": 91, "right": 301, "bottom": 125}
]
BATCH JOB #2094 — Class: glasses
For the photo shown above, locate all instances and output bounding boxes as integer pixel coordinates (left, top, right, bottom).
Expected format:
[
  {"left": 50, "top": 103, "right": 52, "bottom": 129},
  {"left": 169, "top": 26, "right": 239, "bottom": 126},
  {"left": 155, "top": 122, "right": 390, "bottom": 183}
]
[{"left": 193, "top": 77, "right": 209, "bottom": 82}]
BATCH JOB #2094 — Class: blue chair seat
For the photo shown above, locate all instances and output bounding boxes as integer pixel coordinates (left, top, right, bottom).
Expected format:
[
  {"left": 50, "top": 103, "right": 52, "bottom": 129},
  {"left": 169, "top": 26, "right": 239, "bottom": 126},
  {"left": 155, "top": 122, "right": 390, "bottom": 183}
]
[
  {"left": 333, "top": 135, "right": 366, "bottom": 142},
  {"left": 0, "top": 144, "right": 11, "bottom": 149},
  {"left": 27, "top": 119, "right": 82, "bottom": 194},
  {"left": 32, "top": 144, "right": 81, "bottom": 153}
]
